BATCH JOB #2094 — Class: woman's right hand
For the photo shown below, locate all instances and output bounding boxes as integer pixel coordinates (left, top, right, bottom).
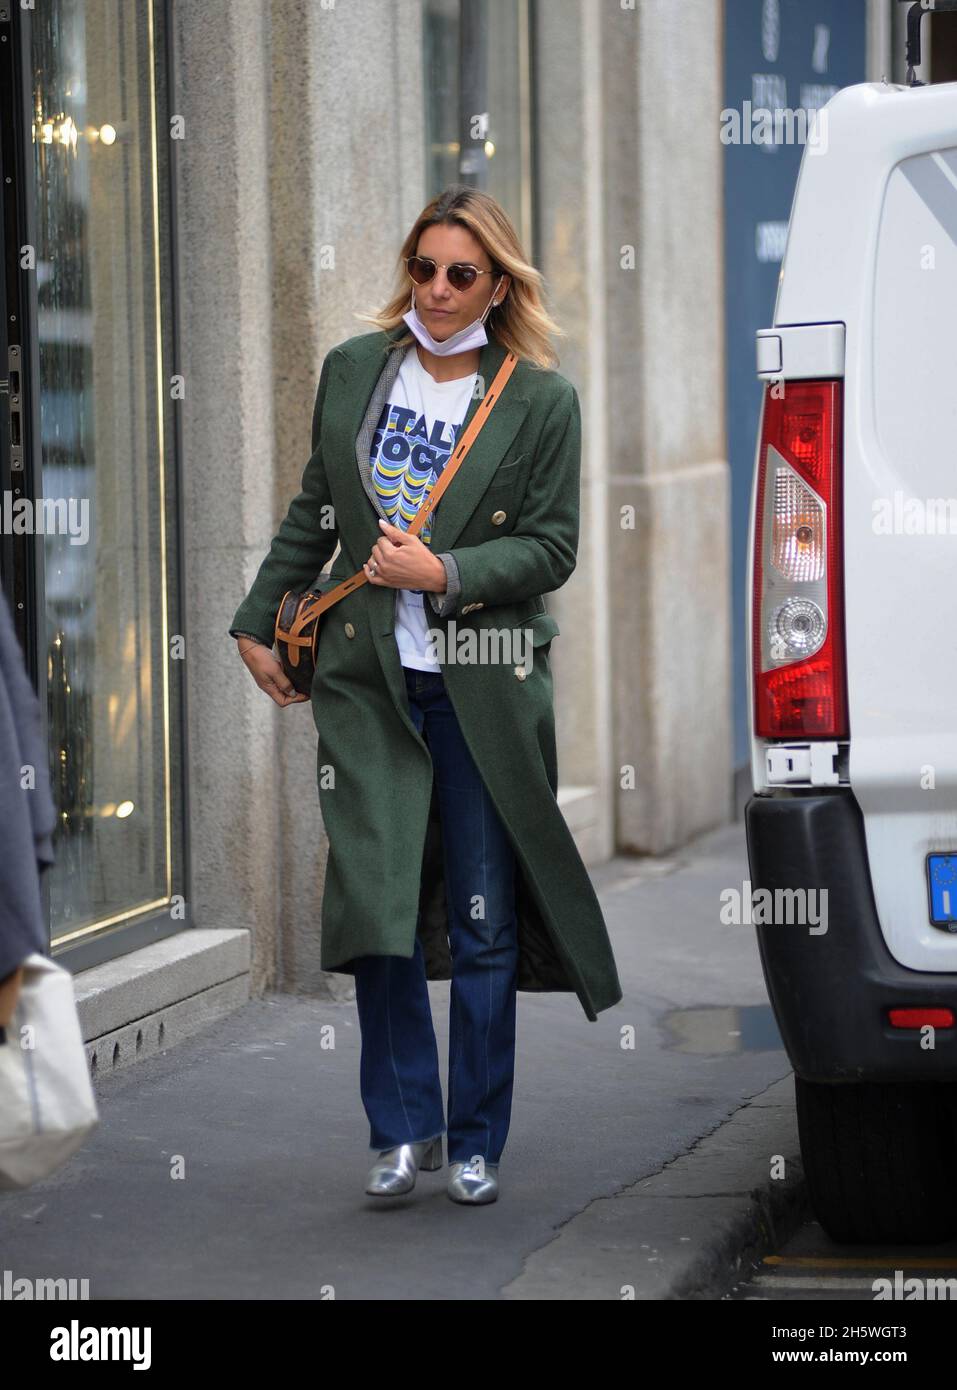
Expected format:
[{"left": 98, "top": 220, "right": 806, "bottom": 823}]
[{"left": 236, "top": 639, "right": 310, "bottom": 705}]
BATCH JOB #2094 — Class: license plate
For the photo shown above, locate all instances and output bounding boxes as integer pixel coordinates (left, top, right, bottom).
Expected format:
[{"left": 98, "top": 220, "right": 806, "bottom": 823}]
[{"left": 927, "top": 854, "right": 957, "bottom": 927}]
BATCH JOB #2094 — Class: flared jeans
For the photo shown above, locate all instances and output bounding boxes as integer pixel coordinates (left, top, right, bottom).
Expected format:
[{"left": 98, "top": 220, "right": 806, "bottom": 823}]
[{"left": 353, "top": 666, "right": 519, "bottom": 1164}]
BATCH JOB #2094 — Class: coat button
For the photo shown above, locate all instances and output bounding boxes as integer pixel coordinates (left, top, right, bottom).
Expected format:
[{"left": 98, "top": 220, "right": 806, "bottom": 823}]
[
  {"left": 514, "top": 665, "right": 527, "bottom": 680},
  {"left": 491, "top": 510, "right": 507, "bottom": 525},
  {"left": 344, "top": 622, "right": 356, "bottom": 638}
]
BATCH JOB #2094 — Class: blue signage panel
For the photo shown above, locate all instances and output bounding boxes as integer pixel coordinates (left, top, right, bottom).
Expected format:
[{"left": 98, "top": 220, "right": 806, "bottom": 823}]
[{"left": 723, "top": 0, "right": 867, "bottom": 767}]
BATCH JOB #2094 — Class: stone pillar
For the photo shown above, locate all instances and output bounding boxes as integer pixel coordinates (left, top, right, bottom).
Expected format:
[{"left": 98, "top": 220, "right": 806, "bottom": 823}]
[
  {"left": 175, "top": 0, "right": 424, "bottom": 993},
  {"left": 536, "top": 0, "right": 732, "bottom": 859},
  {"left": 533, "top": 0, "right": 615, "bottom": 867},
  {"left": 604, "top": 0, "right": 732, "bottom": 854}
]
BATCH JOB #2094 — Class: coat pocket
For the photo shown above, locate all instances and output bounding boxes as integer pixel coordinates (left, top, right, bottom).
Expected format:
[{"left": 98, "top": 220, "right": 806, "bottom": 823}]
[
  {"left": 514, "top": 610, "right": 560, "bottom": 646},
  {"left": 487, "top": 453, "right": 526, "bottom": 489},
  {"left": 488, "top": 594, "right": 557, "bottom": 643}
]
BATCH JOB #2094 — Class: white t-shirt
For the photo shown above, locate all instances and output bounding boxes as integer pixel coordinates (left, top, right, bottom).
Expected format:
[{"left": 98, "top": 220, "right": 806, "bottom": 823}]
[{"left": 368, "top": 345, "right": 478, "bottom": 671}]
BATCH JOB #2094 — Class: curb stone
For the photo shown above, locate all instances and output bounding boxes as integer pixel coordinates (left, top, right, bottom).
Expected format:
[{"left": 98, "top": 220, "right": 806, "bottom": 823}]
[{"left": 502, "top": 1074, "right": 808, "bottom": 1300}]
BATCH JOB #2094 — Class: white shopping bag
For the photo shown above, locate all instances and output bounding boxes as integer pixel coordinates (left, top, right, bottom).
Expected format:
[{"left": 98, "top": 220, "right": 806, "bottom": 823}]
[{"left": 0, "top": 952, "right": 99, "bottom": 1189}]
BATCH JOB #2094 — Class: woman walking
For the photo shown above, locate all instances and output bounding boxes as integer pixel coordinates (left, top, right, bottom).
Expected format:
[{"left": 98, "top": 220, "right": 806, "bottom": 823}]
[{"left": 230, "top": 186, "right": 622, "bottom": 1205}]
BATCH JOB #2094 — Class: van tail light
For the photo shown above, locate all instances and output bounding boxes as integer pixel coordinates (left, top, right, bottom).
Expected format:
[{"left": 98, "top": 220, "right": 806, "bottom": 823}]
[
  {"left": 888, "top": 1008, "right": 955, "bottom": 1030},
  {"left": 752, "top": 379, "right": 848, "bottom": 738}
]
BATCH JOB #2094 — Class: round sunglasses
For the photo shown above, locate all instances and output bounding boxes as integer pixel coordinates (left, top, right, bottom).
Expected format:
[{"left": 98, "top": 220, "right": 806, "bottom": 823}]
[{"left": 405, "top": 255, "right": 500, "bottom": 293}]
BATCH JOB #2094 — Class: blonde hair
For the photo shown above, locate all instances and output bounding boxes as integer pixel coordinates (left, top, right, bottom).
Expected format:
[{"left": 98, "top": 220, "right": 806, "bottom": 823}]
[{"left": 355, "top": 185, "right": 564, "bottom": 370}]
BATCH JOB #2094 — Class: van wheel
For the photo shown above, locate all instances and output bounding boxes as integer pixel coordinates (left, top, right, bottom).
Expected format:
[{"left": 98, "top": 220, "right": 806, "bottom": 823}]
[{"left": 794, "top": 1077, "right": 957, "bottom": 1244}]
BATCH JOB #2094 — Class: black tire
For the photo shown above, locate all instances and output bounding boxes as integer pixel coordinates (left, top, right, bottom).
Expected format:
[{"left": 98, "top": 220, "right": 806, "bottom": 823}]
[{"left": 795, "top": 1077, "right": 957, "bottom": 1244}]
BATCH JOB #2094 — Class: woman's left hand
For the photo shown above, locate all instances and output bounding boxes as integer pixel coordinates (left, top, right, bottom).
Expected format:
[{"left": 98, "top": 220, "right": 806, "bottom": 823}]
[{"left": 364, "top": 519, "right": 447, "bottom": 592}]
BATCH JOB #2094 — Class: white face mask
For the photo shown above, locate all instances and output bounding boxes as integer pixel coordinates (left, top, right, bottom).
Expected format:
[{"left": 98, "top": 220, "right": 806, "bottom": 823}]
[{"left": 402, "top": 276, "right": 504, "bottom": 357}]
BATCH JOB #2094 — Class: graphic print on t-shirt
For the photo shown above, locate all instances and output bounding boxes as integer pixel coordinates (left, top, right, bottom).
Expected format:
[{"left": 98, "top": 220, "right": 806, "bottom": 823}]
[
  {"left": 369, "top": 401, "right": 463, "bottom": 548},
  {"left": 367, "top": 347, "right": 477, "bottom": 671}
]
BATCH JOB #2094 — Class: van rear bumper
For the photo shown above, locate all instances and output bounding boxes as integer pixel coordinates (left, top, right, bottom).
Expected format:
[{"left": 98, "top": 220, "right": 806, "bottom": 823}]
[{"left": 744, "top": 789, "right": 957, "bottom": 1083}]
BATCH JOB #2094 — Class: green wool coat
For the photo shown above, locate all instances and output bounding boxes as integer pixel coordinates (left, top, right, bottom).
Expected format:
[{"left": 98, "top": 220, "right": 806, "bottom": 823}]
[{"left": 229, "top": 325, "right": 622, "bottom": 1021}]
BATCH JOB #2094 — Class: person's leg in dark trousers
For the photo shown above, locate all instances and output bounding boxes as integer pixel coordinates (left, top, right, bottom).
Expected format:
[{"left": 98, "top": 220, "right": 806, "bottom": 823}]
[
  {"left": 352, "top": 936, "right": 446, "bottom": 1151},
  {"left": 412, "top": 670, "right": 519, "bottom": 1165},
  {"left": 353, "top": 666, "right": 518, "bottom": 1164},
  {"left": 351, "top": 670, "right": 447, "bottom": 1152}
]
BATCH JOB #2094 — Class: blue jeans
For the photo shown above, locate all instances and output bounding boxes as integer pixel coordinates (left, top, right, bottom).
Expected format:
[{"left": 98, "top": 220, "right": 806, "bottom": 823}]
[{"left": 353, "top": 666, "right": 519, "bottom": 1164}]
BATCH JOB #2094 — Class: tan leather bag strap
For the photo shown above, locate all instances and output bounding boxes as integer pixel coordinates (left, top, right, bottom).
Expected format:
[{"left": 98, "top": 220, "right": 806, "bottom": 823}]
[{"left": 287, "top": 350, "right": 519, "bottom": 635}]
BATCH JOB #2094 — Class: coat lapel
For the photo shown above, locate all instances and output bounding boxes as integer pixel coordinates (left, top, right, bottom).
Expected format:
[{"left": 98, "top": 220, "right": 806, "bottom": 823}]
[{"left": 332, "top": 324, "right": 530, "bottom": 557}]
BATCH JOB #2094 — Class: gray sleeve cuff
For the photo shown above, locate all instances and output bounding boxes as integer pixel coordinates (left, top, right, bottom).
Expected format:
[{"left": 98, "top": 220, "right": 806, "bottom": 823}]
[
  {"left": 426, "top": 552, "right": 461, "bottom": 618},
  {"left": 230, "top": 629, "right": 272, "bottom": 648}
]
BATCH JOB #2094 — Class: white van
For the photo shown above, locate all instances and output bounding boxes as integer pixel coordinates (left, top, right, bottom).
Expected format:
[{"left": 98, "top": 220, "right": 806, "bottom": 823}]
[{"left": 745, "top": 75, "right": 957, "bottom": 1243}]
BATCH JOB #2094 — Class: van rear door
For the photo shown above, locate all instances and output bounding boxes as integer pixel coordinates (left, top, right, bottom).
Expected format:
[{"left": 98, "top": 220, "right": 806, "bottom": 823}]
[{"left": 751, "top": 79, "right": 957, "bottom": 972}]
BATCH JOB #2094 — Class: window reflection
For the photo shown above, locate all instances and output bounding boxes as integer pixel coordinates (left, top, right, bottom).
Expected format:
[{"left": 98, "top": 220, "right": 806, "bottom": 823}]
[
  {"left": 424, "top": 0, "right": 532, "bottom": 248},
  {"left": 31, "top": 0, "right": 180, "bottom": 943}
]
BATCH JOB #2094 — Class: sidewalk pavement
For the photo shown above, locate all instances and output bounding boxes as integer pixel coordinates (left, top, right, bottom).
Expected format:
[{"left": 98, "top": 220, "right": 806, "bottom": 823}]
[{"left": 0, "top": 818, "right": 806, "bottom": 1300}]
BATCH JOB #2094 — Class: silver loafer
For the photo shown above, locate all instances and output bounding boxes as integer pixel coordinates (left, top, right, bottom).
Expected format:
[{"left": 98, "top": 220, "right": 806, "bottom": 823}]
[
  {"left": 447, "top": 1157, "right": 499, "bottom": 1205},
  {"left": 364, "top": 1134, "right": 444, "bottom": 1196}
]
